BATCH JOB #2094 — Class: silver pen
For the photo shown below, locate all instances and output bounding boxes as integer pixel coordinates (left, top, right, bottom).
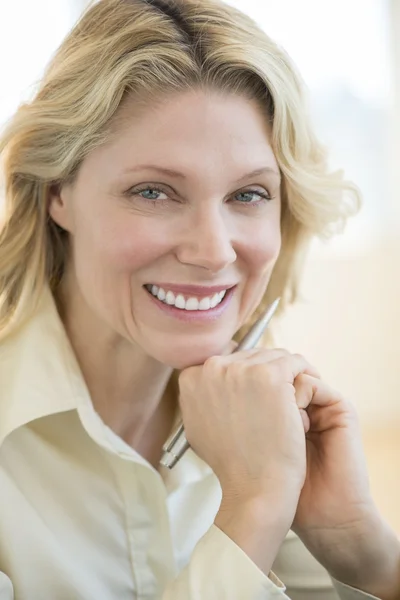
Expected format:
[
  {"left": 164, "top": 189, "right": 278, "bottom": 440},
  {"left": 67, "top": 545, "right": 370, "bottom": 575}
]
[{"left": 160, "top": 297, "right": 281, "bottom": 469}]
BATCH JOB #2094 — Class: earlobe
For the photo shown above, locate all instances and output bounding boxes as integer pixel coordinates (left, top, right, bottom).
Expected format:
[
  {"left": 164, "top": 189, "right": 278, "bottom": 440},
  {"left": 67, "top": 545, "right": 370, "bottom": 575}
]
[{"left": 48, "top": 184, "right": 73, "bottom": 232}]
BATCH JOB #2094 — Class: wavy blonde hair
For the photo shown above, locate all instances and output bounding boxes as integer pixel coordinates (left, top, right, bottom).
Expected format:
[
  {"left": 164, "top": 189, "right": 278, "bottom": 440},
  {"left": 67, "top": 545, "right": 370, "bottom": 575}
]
[{"left": 0, "top": 0, "right": 360, "bottom": 343}]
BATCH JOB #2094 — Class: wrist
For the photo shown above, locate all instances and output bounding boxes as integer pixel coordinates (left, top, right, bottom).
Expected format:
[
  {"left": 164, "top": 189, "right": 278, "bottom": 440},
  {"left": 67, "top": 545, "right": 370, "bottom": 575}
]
[
  {"left": 308, "top": 507, "right": 400, "bottom": 600},
  {"left": 218, "top": 491, "right": 297, "bottom": 529},
  {"left": 340, "top": 515, "right": 400, "bottom": 600},
  {"left": 215, "top": 492, "right": 298, "bottom": 575},
  {"left": 219, "top": 475, "right": 302, "bottom": 514}
]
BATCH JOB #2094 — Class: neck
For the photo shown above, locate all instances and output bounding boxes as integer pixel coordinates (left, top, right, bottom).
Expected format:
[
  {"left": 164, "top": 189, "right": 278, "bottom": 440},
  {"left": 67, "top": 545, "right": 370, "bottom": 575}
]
[{"left": 55, "top": 277, "right": 176, "bottom": 458}]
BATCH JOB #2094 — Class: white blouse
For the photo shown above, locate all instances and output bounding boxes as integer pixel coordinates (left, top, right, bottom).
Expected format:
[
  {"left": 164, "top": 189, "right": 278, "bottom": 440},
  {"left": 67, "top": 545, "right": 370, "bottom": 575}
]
[{"left": 0, "top": 288, "right": 379, "bottom": 599}]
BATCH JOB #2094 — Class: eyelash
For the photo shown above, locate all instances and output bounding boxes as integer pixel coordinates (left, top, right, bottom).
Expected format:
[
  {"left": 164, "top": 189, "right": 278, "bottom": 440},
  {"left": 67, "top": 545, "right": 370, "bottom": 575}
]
[{"left": 126, "top": 185, "right": 274, "bottom": 206}]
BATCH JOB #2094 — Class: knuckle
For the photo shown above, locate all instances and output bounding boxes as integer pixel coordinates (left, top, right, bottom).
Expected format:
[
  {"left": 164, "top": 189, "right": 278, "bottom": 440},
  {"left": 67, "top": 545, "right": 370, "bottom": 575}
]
[
  {"left": 272, "top": 356, "right": 292, "bottom": 378},
  {"left": 273, "top": 347, "right": 291, "bottom": 357},
  {"left": 203, "top": 355, "right": 222, "bottom": 373},
  {"left": 225, "top": 360, "right": 244, "bottom": 381},
  {"left": 342, "top": 398, "right": 358, "bottom": 418},
  {"left": 259, "top": 361, "right": 283, "bottom": 385},
  {"left": 294, "top": 372, "right": 309, "bottom": 386},
  {"left": 255, "top": 347, "right": 290, "bottom": 362},
  {"left": 292, "top": 352, "right": 307, "bottom": 363}
]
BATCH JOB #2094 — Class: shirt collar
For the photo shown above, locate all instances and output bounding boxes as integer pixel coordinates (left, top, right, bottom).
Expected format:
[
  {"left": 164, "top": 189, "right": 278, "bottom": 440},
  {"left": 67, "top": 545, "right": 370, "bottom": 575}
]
[
  {"left": 0, "top": 286, "right": 213, "bottom": 487},
  {"left": 0, "top": 286, "right": 91, "bottom": 446}
]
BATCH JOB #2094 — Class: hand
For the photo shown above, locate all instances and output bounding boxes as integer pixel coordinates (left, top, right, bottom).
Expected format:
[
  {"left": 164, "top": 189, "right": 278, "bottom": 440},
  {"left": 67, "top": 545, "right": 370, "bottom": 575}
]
[
  {"left": 292, "top": 375, "right": 372, "bottom": 536},
  {"left": 178, "top": 348, "right": 319, "bottom": 573},
  {"left": 178, "top": 349, "right": 318, "bottom": 519},
  {"left": 292, "top": 375, "right": 400, "bottom": 598}
]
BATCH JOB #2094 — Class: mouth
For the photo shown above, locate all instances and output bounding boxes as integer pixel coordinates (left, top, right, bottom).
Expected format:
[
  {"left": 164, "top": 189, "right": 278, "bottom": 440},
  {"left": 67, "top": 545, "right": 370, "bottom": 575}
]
[{"left": 143, "top": 284, "right": 235, "bottom": 312}]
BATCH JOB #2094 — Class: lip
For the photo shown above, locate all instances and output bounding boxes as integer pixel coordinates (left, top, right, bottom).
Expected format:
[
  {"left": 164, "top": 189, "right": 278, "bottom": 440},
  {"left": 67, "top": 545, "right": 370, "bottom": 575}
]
[
  {"left": 144, "top": 285, "right": 236, "bottom": 322},
  {"left": 144, "top": 283, "right": 237, "bottom": 297}
]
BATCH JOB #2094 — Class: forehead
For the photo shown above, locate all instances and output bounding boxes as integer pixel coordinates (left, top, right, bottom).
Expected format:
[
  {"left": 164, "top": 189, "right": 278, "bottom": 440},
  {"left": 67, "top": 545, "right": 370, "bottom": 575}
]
[{"left": 84, "top": 89, "right": 279, "bottom": 178}]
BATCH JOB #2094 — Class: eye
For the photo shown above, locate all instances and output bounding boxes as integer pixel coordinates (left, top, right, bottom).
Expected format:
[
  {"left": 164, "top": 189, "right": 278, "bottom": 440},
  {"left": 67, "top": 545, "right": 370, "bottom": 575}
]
[
  {"left": 125, "top": 184, "right": 172, "bottom": 207},
  {"left": 234, "top": 188, "right": 273, "bottom": 205},
  {"left": 131, "top": 186, "right": 169, "bottom": 202}
]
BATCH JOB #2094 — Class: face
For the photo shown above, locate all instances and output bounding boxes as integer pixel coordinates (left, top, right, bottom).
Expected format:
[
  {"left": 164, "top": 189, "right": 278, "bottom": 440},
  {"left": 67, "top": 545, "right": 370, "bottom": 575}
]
[{"left": 50, "top": 89, "right": 282, "bottom": 369}]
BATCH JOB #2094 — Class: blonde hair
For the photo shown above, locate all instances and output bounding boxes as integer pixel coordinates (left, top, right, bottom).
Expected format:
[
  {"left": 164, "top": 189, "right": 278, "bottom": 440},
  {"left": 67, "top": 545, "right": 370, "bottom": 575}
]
[{"left": 0, "top": 0, "right": 360, "bottom": 343}]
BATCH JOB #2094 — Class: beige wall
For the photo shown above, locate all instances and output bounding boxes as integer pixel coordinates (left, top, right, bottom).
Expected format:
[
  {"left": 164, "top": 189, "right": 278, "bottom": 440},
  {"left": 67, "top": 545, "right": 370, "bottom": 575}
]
[
  {"left": 390, "top": 0, "right": 400, "bottom": 228},
  {"left": 275, "top": 241, "right": 400, "bottom": 427}
]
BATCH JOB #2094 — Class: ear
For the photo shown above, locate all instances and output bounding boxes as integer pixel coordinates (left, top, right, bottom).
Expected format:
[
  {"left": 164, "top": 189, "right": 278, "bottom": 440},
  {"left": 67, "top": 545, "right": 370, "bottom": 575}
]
[{"left": 48, "top": 183, "right": 74, "bottom": 233}]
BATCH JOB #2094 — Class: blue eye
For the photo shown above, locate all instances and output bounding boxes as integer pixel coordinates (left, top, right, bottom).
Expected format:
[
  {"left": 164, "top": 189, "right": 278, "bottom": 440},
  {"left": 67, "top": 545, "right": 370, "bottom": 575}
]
[
  {"left": 126, "top": 185, "right": 170, "bottom": 204},
  {"left": 235, "top": 189, "right": 272, "bottom": 204},
  {"left": 138, "top": 187, "right": 168, "bottom": 201},
  {"left": 125, "top": 185, "right": 273, "bottom": 207}
]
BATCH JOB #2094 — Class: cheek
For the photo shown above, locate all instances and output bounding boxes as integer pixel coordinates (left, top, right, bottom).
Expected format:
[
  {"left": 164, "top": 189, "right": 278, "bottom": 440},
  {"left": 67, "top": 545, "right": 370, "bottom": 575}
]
[
  {"left": 236, "top": 220, "right": 281, "bottom": 324},
  {"left": 71, "top": 214, "right": 172, "bottom": 324},
  {"left": 75, "top": 214, "right": 172, "bottom": 274},
  {"left": 242, "top": 219, "right": 281, "bottom": 273}
]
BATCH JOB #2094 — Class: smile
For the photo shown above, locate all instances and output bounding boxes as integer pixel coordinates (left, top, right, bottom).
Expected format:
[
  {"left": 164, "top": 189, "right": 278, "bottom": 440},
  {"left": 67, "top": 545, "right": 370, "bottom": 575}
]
[{"left": 144, "top": 284, "right": 228, "bottom": 311}]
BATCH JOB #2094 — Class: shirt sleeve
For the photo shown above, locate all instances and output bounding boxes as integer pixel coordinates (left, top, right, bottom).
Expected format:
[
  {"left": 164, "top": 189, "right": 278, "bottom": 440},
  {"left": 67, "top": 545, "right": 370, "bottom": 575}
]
[
  {"left": 162, "top": 524, "right": 290, "bottom": 599},
  {"left": 272, "top": 529, "right": 383, "bottom": 600},
  {"left": 332, "top": 579, "right": 381, "bottom": 600},
  {"left": 162, "top": 525, "right": 383, "bottom": 600},
  {"left": 0, "top": 572, "right": 13, "bottom": 599}
]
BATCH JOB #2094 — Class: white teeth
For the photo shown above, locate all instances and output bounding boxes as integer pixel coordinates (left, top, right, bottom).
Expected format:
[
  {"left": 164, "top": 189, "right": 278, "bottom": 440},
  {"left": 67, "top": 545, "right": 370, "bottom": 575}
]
[
  {"left": 174, "top": 294, "right": 186, "bottom": 309},
  {"left": 210, "top": 293, "right": 221, "bottom": 308},
  {"left": 157, "top": 287, "right": 166, "bottom": 301},
  {"left": 185, "top": 297, "right": 199, "bottom": 311},
  {"left": 165, "top": 291, "right": 175, "bottom": 305},
  {"left": 147, "top": 285, "right": 229, "bottom": 311},
  {"left": 198, "top": 297, "right": 211, "bottom": 310}
]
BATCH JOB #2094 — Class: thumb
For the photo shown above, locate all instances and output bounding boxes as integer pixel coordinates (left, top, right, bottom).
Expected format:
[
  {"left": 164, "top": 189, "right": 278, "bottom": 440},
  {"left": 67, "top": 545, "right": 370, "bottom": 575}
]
[{"left": 294, "top": 374, "right": 317, "bottom": 435}]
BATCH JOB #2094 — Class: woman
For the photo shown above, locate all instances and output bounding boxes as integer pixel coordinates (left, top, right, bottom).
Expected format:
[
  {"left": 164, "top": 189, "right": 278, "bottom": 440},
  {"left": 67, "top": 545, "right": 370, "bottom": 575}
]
[{"left": 0, "top": 0, "right": 399, "bottom": 598}]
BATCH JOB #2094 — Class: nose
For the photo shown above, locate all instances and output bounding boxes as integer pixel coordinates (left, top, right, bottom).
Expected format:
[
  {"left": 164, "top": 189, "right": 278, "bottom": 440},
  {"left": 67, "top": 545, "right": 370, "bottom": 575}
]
[{"left": 175, "top": 207, "right": 237, "bottom": 273}]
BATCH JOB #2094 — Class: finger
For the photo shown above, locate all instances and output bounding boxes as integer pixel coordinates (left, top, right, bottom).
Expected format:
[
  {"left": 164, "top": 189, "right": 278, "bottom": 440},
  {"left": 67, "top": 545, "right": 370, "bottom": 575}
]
[
  {"left": 294, "top": 375, "right": 313, "bottom": 434},
  {"left": 213, "top": 347, "right": 289, "bottom": 365},
  {"left": 294, "top": 374, "right": 317, "bottom": 411},
  {"left": 293, "top": 374, "right": 357, "bottom": 433},
  {"left": 226, "top": 347, "right": 289, "bottom": 361},
  {"left": 241, "top": 351, "right": 320, "bottom": 380},
  {"left": 206, "top": 348, "right": 320, "bottom": 381},
  {"left": 294, "top": 374, "right": 343, "bottom": 410},
  {"left": 299, "top": 408, "right": 310, "bottom": 434}
]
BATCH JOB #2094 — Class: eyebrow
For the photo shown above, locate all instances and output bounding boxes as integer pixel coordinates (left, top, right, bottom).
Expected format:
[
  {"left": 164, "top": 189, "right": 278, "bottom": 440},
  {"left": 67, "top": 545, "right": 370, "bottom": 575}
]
[{"left": 122, "top": 164, "right": 281, "bottom": 183}]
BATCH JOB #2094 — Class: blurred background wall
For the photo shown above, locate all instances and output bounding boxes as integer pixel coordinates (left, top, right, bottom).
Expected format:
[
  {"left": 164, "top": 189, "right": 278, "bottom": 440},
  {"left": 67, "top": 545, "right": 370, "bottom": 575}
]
[{"left": 0, "top": 0, "right": 399, "bottom": 529}]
